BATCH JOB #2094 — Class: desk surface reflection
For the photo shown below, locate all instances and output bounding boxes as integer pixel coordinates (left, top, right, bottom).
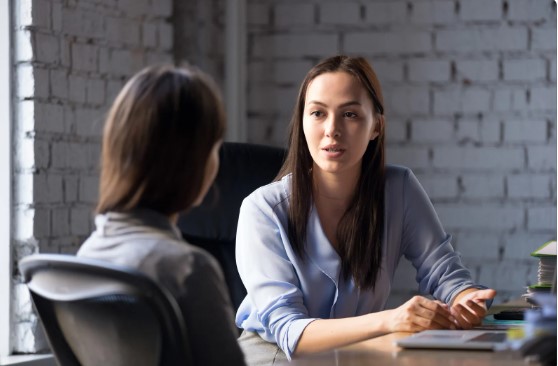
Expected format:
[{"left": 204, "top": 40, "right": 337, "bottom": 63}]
[{"left": 286, "top": 332, "right": 534, "bottom": 366}]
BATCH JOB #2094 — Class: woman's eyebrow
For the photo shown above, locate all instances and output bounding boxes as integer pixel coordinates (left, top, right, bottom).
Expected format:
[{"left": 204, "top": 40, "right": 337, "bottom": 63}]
[{"left": 306, "top": 100, "right": 362, "bottom": 107}]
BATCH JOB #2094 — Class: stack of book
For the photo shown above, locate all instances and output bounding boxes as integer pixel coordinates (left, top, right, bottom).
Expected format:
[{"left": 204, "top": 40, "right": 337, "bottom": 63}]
[{"left": 523, "top": 240, "right": 556, "bottom": 303}]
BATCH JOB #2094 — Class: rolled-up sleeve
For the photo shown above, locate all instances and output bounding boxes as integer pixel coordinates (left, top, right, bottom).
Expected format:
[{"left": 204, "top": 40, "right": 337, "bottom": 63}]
[
  {"left": 235, "top": 191, "right": 317, "bottom": 359},
  {"left": 400, "top": 169, "right": 478, "bottom": 304}
]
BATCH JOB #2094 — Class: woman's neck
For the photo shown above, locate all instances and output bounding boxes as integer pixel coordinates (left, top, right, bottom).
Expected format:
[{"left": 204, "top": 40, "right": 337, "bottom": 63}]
[
  {"left": 312, "top": 165, "right": 360, "bottom": 210},
  {"left": 168, "top": 213, "right": 179, "bottom": 224},
  {"left": 311, "top": 165, "right": 360, "bottom": 249}
]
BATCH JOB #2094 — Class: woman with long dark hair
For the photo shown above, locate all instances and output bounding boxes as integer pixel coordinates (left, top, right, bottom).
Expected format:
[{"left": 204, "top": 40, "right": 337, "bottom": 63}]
[{"left": 235, "top": 55, "right": 495, "bottom": 365}]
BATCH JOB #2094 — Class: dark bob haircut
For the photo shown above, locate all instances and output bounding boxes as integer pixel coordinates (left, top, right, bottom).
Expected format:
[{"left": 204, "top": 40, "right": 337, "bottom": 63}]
[{"left": 96, "top": 65, "right": 225, "bottom": 215}]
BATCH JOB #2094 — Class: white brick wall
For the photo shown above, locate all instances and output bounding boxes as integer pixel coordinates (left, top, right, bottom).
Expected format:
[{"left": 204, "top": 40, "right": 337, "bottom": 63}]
[
  {"left": 273, "top": 60, "right": 314, "bottom": 84},
  {"left": 493, "top": 87, "right": 529, "bottom": 112},
  {"left": 246, "top": 0, "right": 556, "bottom": 307},
  {"left": 461, "top": 175, "right": 505, "bottom": 199},
  {"left": 410, "top": 1, "right": 455, "bottom": 25},
  {"left": 528, "top": 206, "right": 557, "bottom": 230},
  {"left": 436, "top": 27, "right": 529, "bottom": 52},
  {"left": 386, "top": 146, "right": 430, "bottom": 169},
  {"left": 504, "top": 232, "right": 556, "bottom": 260},
  {"left": 320, "top": 3, "right": 360, "bottom": 25},
  {"left": 408, "top": 59, "right": 451, "bottom": 82},
  {"left": 414, "top": 174, "right": 458, "bottom": 200},
  {"left": 508, "top": 174, "right": 554, "bottom": 200},
  {"left": 503, "top": 119, "right": 547, "bottom": 143},
  {"left": 532, "top": 28, "right": 557, "bottom": 51},
  {"left": 433, "top": 147, "right": 525, "bottom": 170},
  {"left": 460, "top": 0, "right": 502, "bottom": 21},
  {"left": 275, "top": 3, "right": 314, "bottom": 26},
  {"left": 371, "top": 59, "right": 404, "bottom": 83},
  {"left": 433, "top": 88, "right": 491, "bottom": 115},
  {"left": 456, "top": 59, "right": 499, "bottom": 82},
  {"left": 456, "top": 233, "right": 500, "bottom": 260},
  {"left": 366, "top": 2, "right": 407, "bottom": 24},
  {"left": 437, "top": 205, "right": 524, "bottom": 230},
  {"left": 385, "top": 119, "right": 406, "bottom": 142},
  {"left": 479, "top": 263, "right": 532, "bottom": 292},
  {"left": 387, "top": 87, "right": 429, "bottom": 115},
  {"left": 410, "top": 120, "right": 453, "bottom": 142},
  {"left": 253, "top": 33, "right": 339, "bottom": 58},
  {"left": 507, "top": 0, "right": 553, "bottom": 22},
  {"left": 528, "top": 146, "right": 556, "bottom": 170},
  {"left": 345, "top": 31, "right": 432, "bottom": 55},
  {"left": 13, "top": 0, "right": 173, "bottom": 353},
  {"left": 503, "top": 59, "right": 546, "bottom": 82}
]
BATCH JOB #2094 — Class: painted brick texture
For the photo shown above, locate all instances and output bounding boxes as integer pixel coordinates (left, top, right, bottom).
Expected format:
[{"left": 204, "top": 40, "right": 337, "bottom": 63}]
[
  {"left": 246, "top": 0, "right": 557, "bottom": 306},
  {"left": 15, "top": 0, "right": 173, "bottom": 256}
]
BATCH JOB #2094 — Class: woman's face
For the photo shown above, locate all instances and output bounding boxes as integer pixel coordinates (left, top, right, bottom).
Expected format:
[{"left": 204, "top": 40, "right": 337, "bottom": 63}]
[
  {"left": 192, "top": 140, "right": 222, "bottom": 207},
  {"left": 302, "top": 71, "right": 379, "bottom": 178}
]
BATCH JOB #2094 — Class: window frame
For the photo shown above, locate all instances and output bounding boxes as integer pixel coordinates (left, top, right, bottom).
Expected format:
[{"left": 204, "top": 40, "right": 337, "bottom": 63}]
[{"left": 0, "top": 0, "right": 13, "bottom": 358}]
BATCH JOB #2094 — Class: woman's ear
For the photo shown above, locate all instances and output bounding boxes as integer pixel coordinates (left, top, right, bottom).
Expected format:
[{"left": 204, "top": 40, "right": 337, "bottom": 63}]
[{"left": 370, "top": 115, "right": 383, "bottom": 141}]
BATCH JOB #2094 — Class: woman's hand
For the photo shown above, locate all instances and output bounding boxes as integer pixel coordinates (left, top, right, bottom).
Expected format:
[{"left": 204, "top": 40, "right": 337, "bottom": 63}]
[
  {"left": 384, "top": 296, "right": 457, "bottom": 333},
  {"left": 450, "top": 288, "right": 497, "bottom": 329}
]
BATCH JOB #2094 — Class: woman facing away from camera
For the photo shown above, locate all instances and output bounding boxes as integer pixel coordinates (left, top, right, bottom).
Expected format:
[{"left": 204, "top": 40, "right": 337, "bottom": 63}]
[
  {"left": 235, "top": 55, "right": 496, "bottom": 365},
  {"left": 78, "top": 65, "right": 245, "bottom": 365}
]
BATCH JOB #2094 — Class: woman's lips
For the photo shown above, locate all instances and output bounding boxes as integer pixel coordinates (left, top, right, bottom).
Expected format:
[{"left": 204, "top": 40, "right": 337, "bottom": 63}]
[{"left": 321, "top": 145, "right": 345, "bottom": 157}]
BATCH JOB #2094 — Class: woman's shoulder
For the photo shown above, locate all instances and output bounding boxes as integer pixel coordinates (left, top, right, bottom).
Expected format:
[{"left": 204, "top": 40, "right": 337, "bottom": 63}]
[
  {"left": 385, "top": 164, "right": 414, "bottom": 189},
  {"left": 386, "top": 164, "right": 412, "bottom": 181},
  {"left": 244, "top": 173, "right": 291, "bottom": 210},
  {"left": 385, "top": 164, "right": 422, "bottom": 201},
  {"left": 78, "top": 231, "right": 224, "bottom": 290},
  {"left": 141, "top": 239, "right": 226, "bottom": 292},
  {"left": 157, "top": 239, "right": 222, "bottom": 272}
]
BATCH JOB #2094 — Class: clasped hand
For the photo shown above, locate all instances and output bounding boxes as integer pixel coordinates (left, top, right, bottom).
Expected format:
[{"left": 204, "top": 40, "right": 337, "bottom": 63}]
[
  {"left": 450, "top": 288, "right": 497, "bottom": 329},
  {"left": 386, "top": 289, "right": 496, "bottom": 332}
]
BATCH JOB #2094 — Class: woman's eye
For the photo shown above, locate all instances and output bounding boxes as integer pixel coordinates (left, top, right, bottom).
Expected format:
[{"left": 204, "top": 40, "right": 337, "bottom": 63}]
[
  {"left": 310, "top": 111, "right": 324, "bottom": 117},
  {"left": 344, "top": 111, "right": 357, "bottom": 118}
]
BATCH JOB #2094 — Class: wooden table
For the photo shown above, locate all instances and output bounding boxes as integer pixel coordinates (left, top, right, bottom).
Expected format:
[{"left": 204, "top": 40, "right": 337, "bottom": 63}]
[{"left": 286, "top": 332, "right": 534, "bottom": 366}]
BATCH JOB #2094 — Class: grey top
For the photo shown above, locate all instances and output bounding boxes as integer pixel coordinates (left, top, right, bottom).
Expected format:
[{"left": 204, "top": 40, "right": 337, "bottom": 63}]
[{"left": 78, "top": 209, "right": 245, "bottom": 366}]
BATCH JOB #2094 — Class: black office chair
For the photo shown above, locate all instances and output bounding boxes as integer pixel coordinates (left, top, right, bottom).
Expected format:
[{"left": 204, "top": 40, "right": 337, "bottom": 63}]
[
  {"left": 19, "top": 254, "right": 191, "bottom": 366},
  {"left": 178, "top": 142, "right": 286, "bottom": 311}
]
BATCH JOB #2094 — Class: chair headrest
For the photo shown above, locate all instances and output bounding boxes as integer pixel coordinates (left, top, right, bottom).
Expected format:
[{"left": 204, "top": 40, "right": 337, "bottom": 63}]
[{"left": 177, "top": 142, "right": 286, "bottom": 242}]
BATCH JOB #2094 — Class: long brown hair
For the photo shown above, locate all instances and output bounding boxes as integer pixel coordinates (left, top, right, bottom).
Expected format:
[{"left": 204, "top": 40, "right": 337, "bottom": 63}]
[
  {"left": 97, "top": 65, "right": 225, "bottom": 215},
  {"left": 276, "top": 55, "right": 386, "bottom": 290}
]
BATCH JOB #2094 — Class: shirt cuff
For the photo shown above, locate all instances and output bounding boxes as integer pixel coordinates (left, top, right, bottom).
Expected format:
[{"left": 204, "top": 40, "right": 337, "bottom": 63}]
[{"left": 284, "top": 318, "right": 317, "bottom": 360}]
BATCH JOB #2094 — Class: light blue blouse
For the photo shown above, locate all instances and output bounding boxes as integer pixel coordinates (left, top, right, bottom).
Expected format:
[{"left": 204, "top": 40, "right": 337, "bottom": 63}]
[{"left": 235, "top": 165, "right": 481, "bottom": 360}]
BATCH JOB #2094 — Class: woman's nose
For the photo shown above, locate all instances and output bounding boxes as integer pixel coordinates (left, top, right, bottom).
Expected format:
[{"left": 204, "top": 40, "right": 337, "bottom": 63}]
[{"left": 325, "top": 115, "right": 341, "bottom": 138}]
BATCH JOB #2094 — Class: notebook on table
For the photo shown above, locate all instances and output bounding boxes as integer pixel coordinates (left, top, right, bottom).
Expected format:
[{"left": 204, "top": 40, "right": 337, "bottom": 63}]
[{"left": 395, "top": 330, "right": 508, "bottom": 350}]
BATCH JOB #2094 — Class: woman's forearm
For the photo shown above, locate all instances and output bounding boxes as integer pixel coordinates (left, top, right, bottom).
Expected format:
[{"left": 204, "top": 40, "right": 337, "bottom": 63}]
[
  {"left": 294, "top": 311, "right": 390, "bottom": 355},
  {"left": 294, "top": 295, "right": 459, "bottom": 355}
]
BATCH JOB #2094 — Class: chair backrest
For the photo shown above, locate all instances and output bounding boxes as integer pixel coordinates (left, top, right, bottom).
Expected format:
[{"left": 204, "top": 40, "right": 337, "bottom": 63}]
[
  {"left": 177, "top": 142, "right": 286, "bottom": 310},
  {"left": 19, "top": 254, "right": 191, "bottom": 366}
]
